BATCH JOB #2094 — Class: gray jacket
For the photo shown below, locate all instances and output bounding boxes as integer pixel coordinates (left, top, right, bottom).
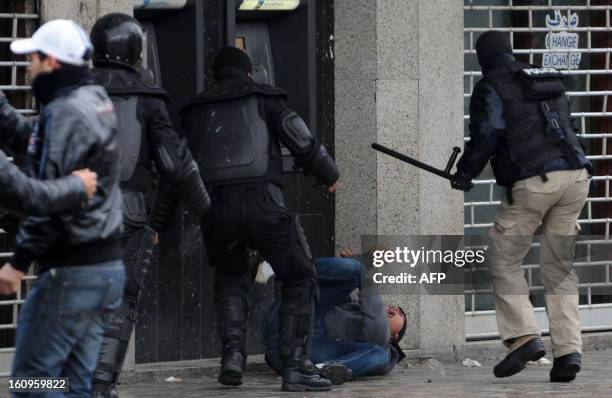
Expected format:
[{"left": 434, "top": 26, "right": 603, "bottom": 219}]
[
  {"left": 323, "top": 287, "right": 390, "bottom": 348},
  {"left": 0, "top": 85, "right": 122, "bottom": 273}
]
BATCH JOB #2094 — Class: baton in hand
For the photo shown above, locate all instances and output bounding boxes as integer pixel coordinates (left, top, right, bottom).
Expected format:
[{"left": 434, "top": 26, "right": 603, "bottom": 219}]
[{"left": 371, "top": 143, "right": 461, "bottom": 180}]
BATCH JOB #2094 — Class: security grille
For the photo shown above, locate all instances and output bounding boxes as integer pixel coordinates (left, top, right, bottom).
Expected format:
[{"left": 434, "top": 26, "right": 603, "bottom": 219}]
[
  {"left": 464, "top": 0, "right": 612, "bottom": 339},
  {"left": 0, "top": 1, "right": 38, "bottom": 376}
]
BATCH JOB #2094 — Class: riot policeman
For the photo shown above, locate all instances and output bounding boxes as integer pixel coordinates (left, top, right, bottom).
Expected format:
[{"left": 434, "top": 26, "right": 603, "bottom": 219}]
[
  {"left": 181, "top": 47, "right": 338, "bottom": 392},
  {"left": 89, "top": 13, "right": 210, "bottom": 398},
  {"left": 452, "top": 31, "right": 592, "bottom": 382}
]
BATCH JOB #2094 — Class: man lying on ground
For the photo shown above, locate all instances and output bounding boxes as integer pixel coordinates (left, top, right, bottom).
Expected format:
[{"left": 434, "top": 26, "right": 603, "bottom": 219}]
[{"left": 261, "top": 248, "right": 407, "bottom": 384}]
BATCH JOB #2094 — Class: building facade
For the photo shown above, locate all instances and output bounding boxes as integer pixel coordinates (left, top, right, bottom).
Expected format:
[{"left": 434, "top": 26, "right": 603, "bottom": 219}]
[{"left": 0, "top": 0, "right": 610, "bottom": 375}]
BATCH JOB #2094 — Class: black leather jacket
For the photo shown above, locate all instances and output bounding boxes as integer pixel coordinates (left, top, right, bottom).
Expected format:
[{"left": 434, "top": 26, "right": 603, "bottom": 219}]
[
  {"left": 0, "top": 85, "right": 122, "bottom": 273},
  {"left": 0, "top": 149, "right": 86, "bottom": 215}
]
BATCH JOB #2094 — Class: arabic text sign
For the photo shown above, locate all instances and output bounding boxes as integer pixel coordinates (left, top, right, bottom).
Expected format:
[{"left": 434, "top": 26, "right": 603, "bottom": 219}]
[{"left": 543, "top": 10, "right": 581, "bottom": 70}]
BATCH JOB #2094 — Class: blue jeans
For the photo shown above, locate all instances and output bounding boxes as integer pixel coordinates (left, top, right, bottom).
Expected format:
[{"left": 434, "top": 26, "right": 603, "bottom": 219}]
[
  {"left": 11, "top": 261, "right": 125, "bottom": 398},
  {"left": 262, "top": 257, "right": 390, "bottom": 378}
]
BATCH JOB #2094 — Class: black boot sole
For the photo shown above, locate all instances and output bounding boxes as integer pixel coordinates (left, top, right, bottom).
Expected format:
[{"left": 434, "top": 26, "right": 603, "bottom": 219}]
[
  {"left": 282, "top": 383, "right": 333, "bottom": 392},
  {"left": 550, "top": 363, "right": 580, "bottom": 382},
  {"left": 218, "top": 366, "right": 243, "bottom": 386},
  {"left": 320, "top": 364, "right": 352, "bottom": 385},
  {"left": 494, "top": 341, "right": 546, "bottom": 378},
  {"left": 91, "top": 388, "right": 118, "bottom": 398}
]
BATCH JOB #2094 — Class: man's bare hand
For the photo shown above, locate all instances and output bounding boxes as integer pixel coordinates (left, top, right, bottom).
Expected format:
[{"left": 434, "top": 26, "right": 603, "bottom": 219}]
[
  {"left": 0, "top": 263, "right": 24, "bottom": 295},
  {"left": 340, "top": 248, "right": 355, "bottom": 258},
  {"left": 72, "top": 168, "right": 98, "bottom": 199},
  {"left": 328, "top": 180, "right": 339, "bottom": 193}
]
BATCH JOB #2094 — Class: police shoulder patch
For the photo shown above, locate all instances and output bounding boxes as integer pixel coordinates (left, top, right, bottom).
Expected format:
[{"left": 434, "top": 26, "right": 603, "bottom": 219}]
[{"left": 519, "top": 67, "right": 563, "bottom": 79}]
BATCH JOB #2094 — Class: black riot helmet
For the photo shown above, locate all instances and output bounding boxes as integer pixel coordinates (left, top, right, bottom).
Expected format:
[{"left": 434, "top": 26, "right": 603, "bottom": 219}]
[
  {"left": 90, "top": 13, "right": 143, "bottom": 69},
  {"left": 475, "top": 30, "right": 513, "bottom": 72}
]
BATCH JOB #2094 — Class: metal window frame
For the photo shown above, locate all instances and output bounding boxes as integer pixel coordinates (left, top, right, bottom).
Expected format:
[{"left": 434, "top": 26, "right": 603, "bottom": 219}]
[
  {"left": 0, "top": 3, "right": 39, "bottom": 376},
  {"left": 463, "top": 0, "right": 612, "bottom": 339}
]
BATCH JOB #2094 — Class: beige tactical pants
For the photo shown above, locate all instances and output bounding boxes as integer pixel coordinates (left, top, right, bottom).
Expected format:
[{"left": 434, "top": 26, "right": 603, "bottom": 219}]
[{"left": 488, "top": 168, "right": 590, "bottom": 357}]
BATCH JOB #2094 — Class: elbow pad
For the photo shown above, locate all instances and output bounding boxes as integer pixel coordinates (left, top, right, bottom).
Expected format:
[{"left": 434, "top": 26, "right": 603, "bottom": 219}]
[
  {"left": 153, "top": 140, "right": 183, "bottom": 180},
  {"left": 299, "top": 145, "right": 339, "bottom": 186},
  {"left": 176, "top": 159, "right": 211, "bottom": 217},
  {"left": 153, "top": 141, "right": 210, "bottom": 216},
  {"left": 149, "top": 185, "right": 179, "bottom": 232},
  {"left": 279, "top": 110, "right": 315, "bottom": 155}
]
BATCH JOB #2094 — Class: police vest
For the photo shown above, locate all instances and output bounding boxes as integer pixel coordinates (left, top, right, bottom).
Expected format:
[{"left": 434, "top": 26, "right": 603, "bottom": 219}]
[
  {"left": 93, "top": 67, "right": 168, "bottom": 190},
  {"left": 485, "top": 61, "right": 586, "bottom": 186},
  {"left": 192, "top": 94, "right": 284, "bottom": 186}
]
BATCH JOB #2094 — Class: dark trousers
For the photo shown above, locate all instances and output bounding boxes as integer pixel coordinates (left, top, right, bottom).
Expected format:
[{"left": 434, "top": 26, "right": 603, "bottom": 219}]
[
  {"left": 203, "top": 182, "right": 316, "bottom": 358},
  {"left": 92, "top": 210, "right": 155, "bottom": 393}
]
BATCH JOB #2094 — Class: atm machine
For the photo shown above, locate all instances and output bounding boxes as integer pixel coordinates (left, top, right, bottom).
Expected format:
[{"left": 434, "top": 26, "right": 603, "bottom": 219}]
[
  {"left": 229, "top": 1, "right": 333, "bottom": 248},
  {"left": 133, "top": 0, "right": 334, "bottom": 362}
]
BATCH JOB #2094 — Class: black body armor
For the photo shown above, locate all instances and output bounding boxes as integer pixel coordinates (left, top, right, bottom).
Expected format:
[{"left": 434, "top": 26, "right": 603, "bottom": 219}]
[{"left": 485, "top": 62, "right": 588, "bottom": 186}]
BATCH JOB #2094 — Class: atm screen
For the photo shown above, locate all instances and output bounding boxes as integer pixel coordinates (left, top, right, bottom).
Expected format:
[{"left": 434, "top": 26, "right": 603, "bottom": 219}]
[{"left": 235, "top": 37, "right": 246, "bottom": 51}]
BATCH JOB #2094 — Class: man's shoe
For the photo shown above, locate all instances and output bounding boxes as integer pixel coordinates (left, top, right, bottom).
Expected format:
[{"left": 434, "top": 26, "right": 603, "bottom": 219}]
[
  {"left": 550, "top": 353, "right": 581, "bottom": 382},
  {"left": 319, "top": 363, "right": 353, "bottom": 385},
  {"left": 218, "top": 348, "right": 246, "bottom": 386},
  {"left": 493, "top": 337, "right": 546, "bottom": 378}
]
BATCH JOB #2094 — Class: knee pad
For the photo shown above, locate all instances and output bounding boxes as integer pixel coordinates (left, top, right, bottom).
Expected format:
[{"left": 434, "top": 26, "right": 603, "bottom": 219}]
[
  {"left": 215, "top": 295, "right": 249, "bottom": 345},
  {"left": 279, "top": 278, "right": 318, "bottom": 358}
]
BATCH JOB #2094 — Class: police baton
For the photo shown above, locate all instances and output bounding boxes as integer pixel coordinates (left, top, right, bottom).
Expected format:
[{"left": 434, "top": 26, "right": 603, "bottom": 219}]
[{"left": 371, "top": 143, "right": 461, "bottom": 180}]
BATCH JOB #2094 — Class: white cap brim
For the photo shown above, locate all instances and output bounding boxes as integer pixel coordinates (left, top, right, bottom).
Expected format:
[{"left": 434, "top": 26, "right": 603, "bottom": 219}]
[{"left": 10, "top": 38, "right": 39, "bottom": 55}]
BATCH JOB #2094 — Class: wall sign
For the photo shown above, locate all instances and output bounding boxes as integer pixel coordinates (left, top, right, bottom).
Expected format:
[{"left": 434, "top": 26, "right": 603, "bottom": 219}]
[{"left": 543, "top": 10, "right": 581, "bottom": 69}]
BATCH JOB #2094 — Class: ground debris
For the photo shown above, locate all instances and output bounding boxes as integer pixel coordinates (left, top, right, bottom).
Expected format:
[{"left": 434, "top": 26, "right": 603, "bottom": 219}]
[
  {"left": 462, "top": 358, "right": 482, "bottom": 367},
  {"left": 402, "top": 357, "right": 446, "bottom": 377},
  {"left": 527, "top": 357, "right": 552, "bottom": 366}
]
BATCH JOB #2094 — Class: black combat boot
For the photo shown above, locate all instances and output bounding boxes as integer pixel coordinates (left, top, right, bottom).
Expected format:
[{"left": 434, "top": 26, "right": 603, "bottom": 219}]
[
  {"left": 216, "top": 296, "right": 248, "bottom": 386},
  {"left": 279, "top": 279, "right": 332, "bottom": 392},
  {"left": 282, "top": 347, "right": 332, "bottom": 392},
  {"left": 219, "top": 341, "right": 247, "bottom": 386},
  {"left": 91, "top": 389, "right": 118, "bottom": 398},
  {"left": 91, "top": 299, "right": 136, "bottom": 398}
]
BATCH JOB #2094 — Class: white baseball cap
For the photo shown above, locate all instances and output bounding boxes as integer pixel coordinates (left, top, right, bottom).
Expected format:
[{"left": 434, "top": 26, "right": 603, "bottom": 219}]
[{"left": 10, "top": 19, "right": 92, "bottom": 66}]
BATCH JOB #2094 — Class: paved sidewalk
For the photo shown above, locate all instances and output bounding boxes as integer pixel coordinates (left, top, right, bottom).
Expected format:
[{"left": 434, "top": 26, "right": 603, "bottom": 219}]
[{"left": 115, "top": 349, "right": 612, "bottom": 398}]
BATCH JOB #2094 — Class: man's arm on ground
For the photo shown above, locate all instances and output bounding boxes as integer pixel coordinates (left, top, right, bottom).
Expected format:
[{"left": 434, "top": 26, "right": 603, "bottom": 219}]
[{"left": 357, "top": 285, "right": 391, "bottom": 347}]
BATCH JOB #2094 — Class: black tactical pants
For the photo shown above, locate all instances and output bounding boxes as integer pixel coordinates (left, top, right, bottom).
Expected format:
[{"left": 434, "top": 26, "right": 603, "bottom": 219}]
[
  {"left": 203, "top": 182, "right": 317, "bottom": 361},
  {"left": 92, "top": 191, "right": 156, "bottom": 394}
]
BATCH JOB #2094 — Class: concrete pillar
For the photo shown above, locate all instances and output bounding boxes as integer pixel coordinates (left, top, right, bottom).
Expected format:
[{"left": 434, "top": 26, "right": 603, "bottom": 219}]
[
  {"left": 41, "top": 0, "right": 133, "bottom": 31},
  {"left": 335, "top": 0, "right": 465, "bottom": 352}
]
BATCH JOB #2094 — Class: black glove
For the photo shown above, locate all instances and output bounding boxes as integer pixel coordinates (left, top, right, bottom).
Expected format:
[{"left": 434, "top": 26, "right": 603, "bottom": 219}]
[{"left": 450, "top": 171, "right": 474, "bottom": 192}]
